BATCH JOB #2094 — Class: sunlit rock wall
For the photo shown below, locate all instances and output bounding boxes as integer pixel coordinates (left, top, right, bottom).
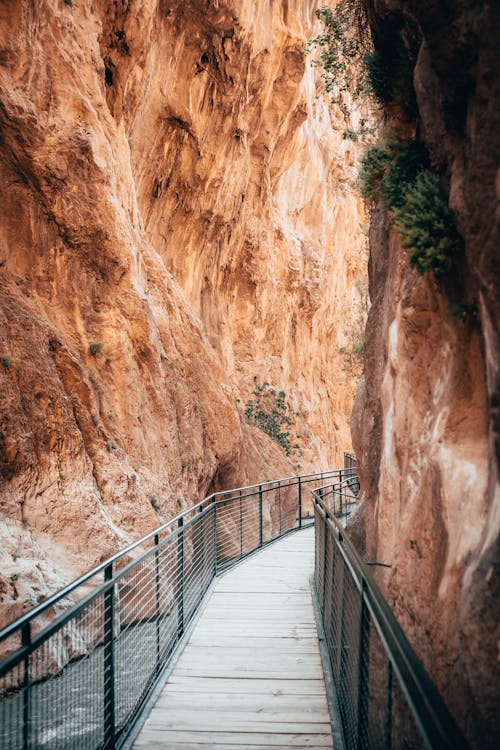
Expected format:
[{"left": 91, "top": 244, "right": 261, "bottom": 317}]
[{"left": 0, "top": 0, "right": 366, "bottom": 621}]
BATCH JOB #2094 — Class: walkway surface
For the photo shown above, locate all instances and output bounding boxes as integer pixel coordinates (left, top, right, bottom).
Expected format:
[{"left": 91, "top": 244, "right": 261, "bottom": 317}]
[{"left": 134, "top": 526, "right": 334, "bottom": 749}]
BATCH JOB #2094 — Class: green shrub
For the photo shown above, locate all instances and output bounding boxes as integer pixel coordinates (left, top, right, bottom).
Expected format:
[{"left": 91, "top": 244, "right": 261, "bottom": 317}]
[
  {"left": 89, "top": 342, "right": 102, "bottom": 356},
  {"left": 150, "top": 496, "right": 161, "bottom": 512},
  {"left": 360, "top": 140, "right": 426, "bottom": 209},
  {"left": 380, "top": 140, "right": 427, "bottom": 210},
  {"left": 363, "top": 40, "right": 417, "bottom": 116},
  {"left": 307, "top": 4, "right": 418, "bottom": 124},
  {"left": 306, "top": 2, "right": 369, "bottom": 112},
  {"left": 343, "top": 128, "right": 359, "bottom": 142},
  {"left": 359, "top": 145, "right": 393, "bottom": 206},
  {"left": 364, "top": 51, "right": 393, "bottom": 102},
  {"left": 360, "top": 140, "right": 460, "bottom": 277},
  {"left": 393, "top": 170, "right": 461, "bottom": 276},
  {"left": 1, "top": 356, "right": 10, "bottom": 369},
  {"left": 448, "top": 300, "right": 479, "bottom": 320},
  {"left": 244, "top": 383, "right": 303, "bottom": 461}
]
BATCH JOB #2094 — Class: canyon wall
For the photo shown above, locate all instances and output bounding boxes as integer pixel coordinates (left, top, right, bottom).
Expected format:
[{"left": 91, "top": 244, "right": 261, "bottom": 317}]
[
  {"left": 351, "top": 1, "right": 500, "bottom": 746},
  {"left": 0, "top": 0, "right": 365, "bottom": 623}
]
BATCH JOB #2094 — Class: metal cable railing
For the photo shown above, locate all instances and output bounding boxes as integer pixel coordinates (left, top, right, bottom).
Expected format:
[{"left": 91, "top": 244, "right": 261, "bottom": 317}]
[
  {"left": 313, "top": 469, "right": 469, "bottom": 750},
  {"left": 1, "top": 454, "right": 469, "bottom": 750},
  {"left": 343, "top": 451, "right": 357, "bottom": 471},
  {"left": 315, "top": 477, "right": 360, "bottom": 524},
  {"left": 0, "top": 467, "right": 345, "bottom": 750}
]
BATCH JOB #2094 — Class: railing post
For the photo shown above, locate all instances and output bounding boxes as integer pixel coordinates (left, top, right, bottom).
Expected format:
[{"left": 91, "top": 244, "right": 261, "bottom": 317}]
[
  {"left": 335, "top": 560, "right": 345, "bottom": 683},
  {"left": 177, "top": 518, "right": 184, "bottom": 639},
  {"left": 356, "top": 580, "right": 370, "bottom": 750},
  {"left": 239, "top": 490, "right": 243, "bottom": 558},
  {"left": 321, "top": 514, "right": 328, "bottom": 615},
  {"left": 103, "top": 563, "right": 115, "bottom": 750},
  {"left": 154, "top": 533, "right": 161, "bottom": 671},
  {"left": 298, "top": 476, "right": 302, "bottom": 528},
  {"left": 199, "top": 505, "right": 206, "bottom": 595},
  {"left": 21, "top": 622, "right": 31, "bottom": 750},
  {"left": 258, "top": 485, "right": 263, "bottom": 547},
  {"left": 212, "top": 498, "right": 217, "bottom": 575},
  {"left": 278, "top": 482, "right": 282, "bottom": 535}
]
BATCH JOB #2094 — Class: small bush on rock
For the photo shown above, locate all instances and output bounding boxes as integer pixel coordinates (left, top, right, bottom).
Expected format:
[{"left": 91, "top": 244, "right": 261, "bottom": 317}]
[
  {"left": 448, "top": 300, "right": 479, "bottom": 320},
  {"left": 360, "top": 140, "right": 461, "bottom": 277},
  {"left": 150, "top": 496, "right": 161, "bottom": 512},
  {"left": 244, "top": 383, "right": 303, "bottom": 462},
  {"left": 360, "top": 139, "right": 426, "bottom": 209},
  {"left": 393, "top": 170, "right": 461, "bottom": 276}
]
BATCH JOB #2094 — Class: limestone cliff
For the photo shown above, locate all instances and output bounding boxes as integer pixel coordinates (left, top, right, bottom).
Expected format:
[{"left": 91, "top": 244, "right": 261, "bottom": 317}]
[
  {"left": 351, "top": 1, "right": 500, "bottom": 746},
  {"left": 0, "top": 1, "right": 365, "bottom": 623}
]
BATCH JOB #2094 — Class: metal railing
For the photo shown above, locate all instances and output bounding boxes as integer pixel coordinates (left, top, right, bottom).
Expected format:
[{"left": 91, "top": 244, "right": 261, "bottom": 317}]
[
  {"left": 315, "top": 476, "right": 360, "bottom": 524},
  {"left": 0, "top": 468, "right": 344, "bottom": 750},
  {"left": 313, "top": 477, "right": 469, "bottom": 750},
  {"left": 344, "top": 451, "right": 357, "bottom": 471},
  {"left": 1, "top": 453, "right": 467, "bottom": 750}
]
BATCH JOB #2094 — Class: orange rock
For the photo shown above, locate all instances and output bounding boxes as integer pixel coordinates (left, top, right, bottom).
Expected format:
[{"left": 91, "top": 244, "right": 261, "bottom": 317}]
[{"left": 0, "top": 0, "right": 365, "bottom": 623}]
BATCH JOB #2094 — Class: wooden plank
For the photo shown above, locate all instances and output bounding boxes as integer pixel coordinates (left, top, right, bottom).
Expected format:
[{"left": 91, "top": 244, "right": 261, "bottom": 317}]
[
  {"left": 186, "top": 638, "right": 320, "bottom": 651},
  {"left": 135, "top": 730, "right": 333, "bottom": 747},
  {"left": 174, "top": 651, "right": 323, "bottom": 668},
  {"left": 151, "top": 704, "right": 331, "bottom": 722},
  {"left": 134, "top": 527, "right": 333, "bottom": 749},
  {"left": 157, "top": 692, "right": 329, "bottom": 710},
  {"left": 171, "top": 665, "right": 318, "bottom": 680},
  {"left": 192, "top": 628, "right": 318, "bottom": 638},
  {"left": 150, "top": 710, "right": 331, "bottom": 726},
  {"left": 143, "top": 717, "right": 331, "bottom": 733},
  {"left": 135, "top": 743, "right": 332, "bottom": 750},
  {"left": 163, "top": 677, "right": 327, "bottom": 695}
]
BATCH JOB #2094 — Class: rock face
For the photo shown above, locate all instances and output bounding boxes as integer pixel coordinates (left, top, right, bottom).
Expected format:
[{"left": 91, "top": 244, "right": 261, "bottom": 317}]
[
  {"left": 351, "top": 1, "right": 500, "bottom": 746},
  {"left": 0, "top": 1, "right": 365, "bottom": 622}
]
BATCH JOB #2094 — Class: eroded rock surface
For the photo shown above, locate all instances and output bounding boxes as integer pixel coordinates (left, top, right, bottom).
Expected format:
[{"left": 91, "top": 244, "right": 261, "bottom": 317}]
[
  {"left": 0, "top": 1, "right": 365, "bottom": 621},
  {"left": 352, "top": 2, "right": 500, "bottom": 746}
]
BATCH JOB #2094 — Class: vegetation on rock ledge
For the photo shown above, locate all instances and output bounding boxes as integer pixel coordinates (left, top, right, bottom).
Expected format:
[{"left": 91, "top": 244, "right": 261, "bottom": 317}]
[
  {"left": 360, "top": 140, "right": 462, "bottom": 276},
  {"left": 309, "top": 5, "right": 462, "bottom": 281},
  {"left": 244, "top": 383, "right": 303, "bottom": 464}
]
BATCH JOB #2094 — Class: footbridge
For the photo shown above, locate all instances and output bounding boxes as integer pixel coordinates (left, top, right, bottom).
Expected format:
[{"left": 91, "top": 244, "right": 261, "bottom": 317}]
[{"left": 0, "top": 457, "right": 468, "bottom": 749}]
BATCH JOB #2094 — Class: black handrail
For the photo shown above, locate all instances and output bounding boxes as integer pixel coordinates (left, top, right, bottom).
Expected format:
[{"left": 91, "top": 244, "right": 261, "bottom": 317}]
[
  {"left": 0, "top": 468, "right": 340, "bottom": 645},
  {"left": 0, "top": 467, "right": 341, "bottom": 750},
  {"left": 1, "top": 453, "right": 467, "bottom": 750},
  {"left": 312, "top": 482, "right": 469, "bottom": 750}
]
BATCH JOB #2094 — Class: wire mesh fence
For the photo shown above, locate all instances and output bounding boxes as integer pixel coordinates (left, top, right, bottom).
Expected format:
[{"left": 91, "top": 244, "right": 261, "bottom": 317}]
[
  {"left": 0, "top": 468, "right": 342, "bottom": 750},
  {"left": 313, "top": 475, "right": 470, "bottom": 750},
  {"left": 1, "top": 454, "right": 469, "bottom": 750}
]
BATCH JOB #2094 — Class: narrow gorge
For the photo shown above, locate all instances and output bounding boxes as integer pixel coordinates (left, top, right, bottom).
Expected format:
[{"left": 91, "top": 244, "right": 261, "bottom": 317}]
[
  {"left": 0, "top": 0, "right": 366, "bottom": 622},
  {"left": 0, "top": 1, "right": 498, "bottom": 749}
]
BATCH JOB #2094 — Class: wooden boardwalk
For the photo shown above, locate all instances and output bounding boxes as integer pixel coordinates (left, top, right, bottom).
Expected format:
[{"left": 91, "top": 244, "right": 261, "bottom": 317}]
[{"left": 134, "top": 526, "right": 333, "bottom": 749}]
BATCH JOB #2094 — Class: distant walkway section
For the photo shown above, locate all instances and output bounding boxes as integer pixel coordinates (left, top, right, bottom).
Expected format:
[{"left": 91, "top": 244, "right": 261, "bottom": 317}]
[{"left": 134, "top": 527, "right": 333, "bottom": 749}]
